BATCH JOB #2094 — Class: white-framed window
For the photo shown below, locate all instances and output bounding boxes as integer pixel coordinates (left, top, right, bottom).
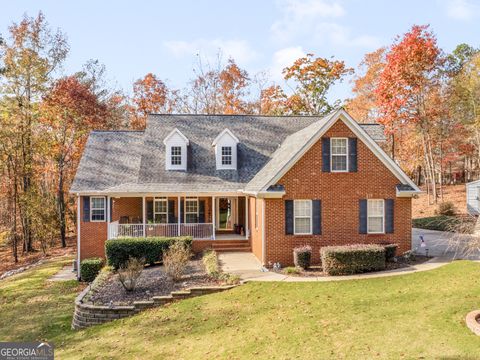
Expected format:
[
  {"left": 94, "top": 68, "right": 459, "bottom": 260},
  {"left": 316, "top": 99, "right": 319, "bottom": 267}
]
[
  {"left": 90, "top": 196, "right": 106, "bottom": 222},
  {"left": 171, "top": 146, "right": 182, "bottom": 166},
  {"left": 294, "top": 200, "right": 312, "bottom": 235},
  {"left": 367, "top": 199, "right": 385, "bottom": 234},
  {"left": 185, "top": 197, "right": 198, "bottom": 223},
  {"left": 221, "top": 146, "right": 232, "bottom": 166},
  {"left": 331, "top": 138, "right": 348, "bottom": 172},
  {"left": 154, "top": 197, "right": 168, "bottom": 224}
]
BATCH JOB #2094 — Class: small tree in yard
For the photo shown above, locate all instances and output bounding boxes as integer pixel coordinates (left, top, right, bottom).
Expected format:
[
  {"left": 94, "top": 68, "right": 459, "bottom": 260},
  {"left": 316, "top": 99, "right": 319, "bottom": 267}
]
[
  {"left": 118, "top": 257, "right": 144, "bottom": 292},
  {"left": 163, "top": 240, "right": 191, "bottom": 281}
]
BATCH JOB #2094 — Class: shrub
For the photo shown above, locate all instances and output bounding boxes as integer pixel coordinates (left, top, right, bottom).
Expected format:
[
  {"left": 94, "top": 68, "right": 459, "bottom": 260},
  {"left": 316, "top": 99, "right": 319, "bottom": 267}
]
[
  {"left": 381, "top": 243, "right": 398, "bottom": 262},
  {"left": 105, "top": 236, "right": 192, "bottom": 269},
  {"left": 202, "top": 250, "right": 220, "bottom": 277},
  {"left": 436, "top": 201, "right": 456, "bottom": 216},
  {"left": 284, "top": 266, "right": 300, "bottom": 275},
  {"left": 321, "top": 244, "right": 386, "bottom": 276},
  {"left": 163, "top": 240, "right": 191, "bottom": 281},
  {"left": 219, "top": 273, "right": 241, "bottom": 285},
  {"left": 118, "top": 257, "right": 145, "bottom": 292},
  {"left": 293, "top": 245, "right": 312, "bottom": 270},
  {"left": 80, "top": 258, "right": 103, "bottom": 282}
]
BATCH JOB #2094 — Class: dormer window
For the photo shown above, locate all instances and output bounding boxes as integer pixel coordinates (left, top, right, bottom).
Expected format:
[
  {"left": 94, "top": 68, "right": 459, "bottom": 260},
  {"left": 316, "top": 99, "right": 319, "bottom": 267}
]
[
  {"left": 164, "top": 128, "right": 189, "bottom": 171},
  {"left": 171, "top": 146, "right": 182, "bottom": 166},
  {"left": 221, "top": 146, "right": 232, "bottom": 166},
  {"left": 213, "top": 129, "right": 239, "bottom": 170}
]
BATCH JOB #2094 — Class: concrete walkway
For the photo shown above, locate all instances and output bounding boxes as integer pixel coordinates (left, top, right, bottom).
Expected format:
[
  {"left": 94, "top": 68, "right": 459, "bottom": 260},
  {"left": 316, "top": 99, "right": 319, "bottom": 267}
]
[
  {"left": 48, "top": 265, "right": 76, "bottom": 281},
  {"left": 218, "top": 252, "right": 455, "bottom": 282}
]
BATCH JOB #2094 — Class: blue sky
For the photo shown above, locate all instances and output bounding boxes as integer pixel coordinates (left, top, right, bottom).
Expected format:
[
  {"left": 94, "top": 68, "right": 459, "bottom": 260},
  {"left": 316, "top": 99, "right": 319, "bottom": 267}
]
[{"left": 1, "top": 0, "right": 479, "bottom": 101}]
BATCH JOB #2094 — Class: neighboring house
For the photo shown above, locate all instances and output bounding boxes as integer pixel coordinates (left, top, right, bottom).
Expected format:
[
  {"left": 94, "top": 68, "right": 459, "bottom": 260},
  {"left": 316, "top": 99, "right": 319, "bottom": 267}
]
[
  {"left": 466, "top": 180, "right": 480, "bottom": 215},
  {"left": 70, "top": 109, "right": 420, "bottom": 274}
]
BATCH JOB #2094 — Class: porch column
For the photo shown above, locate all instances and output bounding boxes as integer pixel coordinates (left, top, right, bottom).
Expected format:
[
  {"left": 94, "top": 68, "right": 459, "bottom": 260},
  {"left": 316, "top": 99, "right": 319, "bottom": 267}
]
[
  {"left": 245, "top": 196, "right": 248, "bottom": 238},
  {"left": 142, "top": 196, "right": 146, "bottom": 237},
  {"left": 212, "top": 196, "right": 216, "bottom": 240},
  {"left": 106, "top": 195, "right": 111, "bottom": 239},
  {"left": 177, "top": 195, "right": 181, "bottom": 236}
]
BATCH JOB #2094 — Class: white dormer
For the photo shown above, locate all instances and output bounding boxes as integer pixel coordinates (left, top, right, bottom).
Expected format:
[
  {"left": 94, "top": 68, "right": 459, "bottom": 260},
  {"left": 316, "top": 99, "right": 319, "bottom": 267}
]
[
  {"left": 212, "top": 129, "right": 239, "bottom": 170},
  {"left": 164, "top": 128, "right": 189, "bottom": 170}
]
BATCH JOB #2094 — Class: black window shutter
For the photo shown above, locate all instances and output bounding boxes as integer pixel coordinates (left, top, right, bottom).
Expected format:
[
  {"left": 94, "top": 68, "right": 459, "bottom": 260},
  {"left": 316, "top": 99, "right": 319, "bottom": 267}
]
[
  {"left": 168, "top": 200, "right": 175, "bottom": 223},
  {"left": 312, "top": 200, "right": 322, "bottom": 235},
  {"left": 198, "top": 200, "right": 205, "bottom": 223},
  {"left": 322, "top": 137, "right": 330, "bottom": 172},
  {"left": 359, "top": 199, "right": 367, "bottom": 234},
  {"left": 180, "top": 200, "right": 184, "bottom": 223},
  {"left": 146, "top": 200, "right": 153, "bottom": 223},
  {"left": 385, "top": 199, "right": 394, "bottom": 233},
  {"left": 348, "top": 138, "right": 357, "bottom": 172},
  {"left": 82, "top": 196, "right": 90, "bottom": 222},
  {"left": 285, "top": 200, "right": 294, "bottom": 235},
  {"left": 109, "top": 197, "right": 113, "bottom": 222}
]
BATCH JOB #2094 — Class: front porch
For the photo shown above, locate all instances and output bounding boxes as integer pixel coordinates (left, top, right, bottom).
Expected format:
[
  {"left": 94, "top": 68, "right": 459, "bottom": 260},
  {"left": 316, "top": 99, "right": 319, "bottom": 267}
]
[{"left": 106, "top": 195, "right": 249, "bottom": 241}]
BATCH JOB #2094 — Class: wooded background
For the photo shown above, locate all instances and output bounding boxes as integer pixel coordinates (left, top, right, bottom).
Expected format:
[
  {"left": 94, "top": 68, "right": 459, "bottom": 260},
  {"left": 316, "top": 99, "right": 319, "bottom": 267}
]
[{"left": 1, "top": 13, "right": 479, "bottom": 261}]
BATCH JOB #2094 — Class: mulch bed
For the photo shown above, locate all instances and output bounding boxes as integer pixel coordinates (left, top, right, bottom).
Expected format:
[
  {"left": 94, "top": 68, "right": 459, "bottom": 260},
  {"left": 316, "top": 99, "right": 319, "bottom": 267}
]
[
  {"left": 280, "top": 255, "right": 431, "bottom": 277},
  {"left": 89, "top": 259, "right": 221, "bottom": 305}
]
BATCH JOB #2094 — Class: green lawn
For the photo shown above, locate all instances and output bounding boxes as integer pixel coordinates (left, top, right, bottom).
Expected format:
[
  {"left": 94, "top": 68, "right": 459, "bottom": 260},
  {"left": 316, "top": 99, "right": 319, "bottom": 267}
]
[{"left": 1, "top": 258, "right": 480, "bottom": 359}]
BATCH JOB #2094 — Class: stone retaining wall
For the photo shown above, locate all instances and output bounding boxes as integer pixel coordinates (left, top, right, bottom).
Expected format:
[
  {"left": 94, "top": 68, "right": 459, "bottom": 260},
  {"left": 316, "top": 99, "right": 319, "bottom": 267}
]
[{"left": 72, "top": 284, "right": 237, "bottom": 330}]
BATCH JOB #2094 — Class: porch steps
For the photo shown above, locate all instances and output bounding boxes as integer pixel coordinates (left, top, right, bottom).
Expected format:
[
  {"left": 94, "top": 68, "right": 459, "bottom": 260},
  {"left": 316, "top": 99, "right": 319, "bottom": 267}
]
[{"left": 211, "top": 240, "right": 251, "bottom": 252}]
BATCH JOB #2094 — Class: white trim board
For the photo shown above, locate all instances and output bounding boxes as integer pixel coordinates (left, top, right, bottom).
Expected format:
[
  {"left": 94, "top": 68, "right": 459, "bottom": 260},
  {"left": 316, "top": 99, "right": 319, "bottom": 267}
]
[{"left": 262, "top": 109, "right": 421, "bottom": 193}]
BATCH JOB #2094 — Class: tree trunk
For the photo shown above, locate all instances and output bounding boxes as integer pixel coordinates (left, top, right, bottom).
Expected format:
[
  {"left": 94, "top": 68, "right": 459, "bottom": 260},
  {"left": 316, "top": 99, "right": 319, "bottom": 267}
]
[{"left": 57, "top": 158, "right": 67, "bottom": 248}]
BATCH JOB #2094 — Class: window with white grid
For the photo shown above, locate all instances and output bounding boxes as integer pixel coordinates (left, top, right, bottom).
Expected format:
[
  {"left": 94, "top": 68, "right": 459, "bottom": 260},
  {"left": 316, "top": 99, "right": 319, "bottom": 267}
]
[
  {"left": 294, "top": 200, "right": 312, "bottom": 235},
  {"left": 154, "top": 197, "right": 168, "bottom": 224},
  {"left": 90, "top": 197, "right": 105, "bottom": 222},
  {"left": 367, "top": 199, "right": 384, "bottom": 234},
  {"left": 221, "top": 146, "right": 232, "bottom": 165},
  {"left": 185, "top": 198, "right": 198, "bottom": 223},
  {"left": 331, "top": 138, "right": 348, "bottom": 172},
  {"left": 171, "top": 146, "right": 182, "bottom": 165}
]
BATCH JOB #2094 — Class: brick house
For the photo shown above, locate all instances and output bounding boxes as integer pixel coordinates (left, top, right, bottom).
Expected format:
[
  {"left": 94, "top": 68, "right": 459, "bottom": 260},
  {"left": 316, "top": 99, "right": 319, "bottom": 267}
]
[{"left": 70, "top": 109, "right": 420, "bottom": 274}]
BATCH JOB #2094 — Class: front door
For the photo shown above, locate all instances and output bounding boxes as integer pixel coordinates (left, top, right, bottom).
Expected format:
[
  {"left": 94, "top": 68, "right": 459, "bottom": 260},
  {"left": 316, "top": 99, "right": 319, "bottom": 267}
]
[{"left": 216, "top": 197, "right": 236, "bottom": 230}]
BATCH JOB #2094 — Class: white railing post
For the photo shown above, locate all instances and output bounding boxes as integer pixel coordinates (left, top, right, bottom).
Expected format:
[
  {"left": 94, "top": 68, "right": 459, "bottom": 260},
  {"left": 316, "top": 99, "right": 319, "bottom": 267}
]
[
  {"left": 142, "top": 196, "right": 146, "bottom": 237},
  {"left": 177, "top": 196, "right": 181, "bottom": 236},
  {"left": 212, "top": 196, "right": 216, "bottom": 240}
]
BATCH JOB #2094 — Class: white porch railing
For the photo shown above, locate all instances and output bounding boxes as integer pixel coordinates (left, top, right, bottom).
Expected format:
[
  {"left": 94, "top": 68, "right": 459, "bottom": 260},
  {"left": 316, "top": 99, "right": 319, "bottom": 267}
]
[
  {"left": 108, "top": 222, "right": 214, "bottom": 240},
  {"left": 180, "top": 223, "right": 213, "bottom": 239}
]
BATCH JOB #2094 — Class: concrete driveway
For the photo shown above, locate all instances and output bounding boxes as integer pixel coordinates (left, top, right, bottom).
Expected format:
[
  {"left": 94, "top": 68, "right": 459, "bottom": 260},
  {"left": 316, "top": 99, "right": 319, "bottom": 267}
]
[{"left": 412, "top": 228, "right": 479, "bottom": 259}]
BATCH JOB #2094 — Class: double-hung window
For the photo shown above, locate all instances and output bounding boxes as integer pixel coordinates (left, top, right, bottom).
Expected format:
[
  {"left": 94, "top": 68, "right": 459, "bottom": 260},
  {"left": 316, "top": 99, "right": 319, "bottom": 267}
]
[
  {"left": 90, "top": 197, "right": 106, "bottom": 222},
  {"left": 185, "top": 198, "right": 198, "bottom": 223},
  {"left": 331, "top": 138, "right": 348, "bottom": 172},
  {"left": 294, "top": 200, "right": 312, "bottom": 235},
  {"left": 154, "top": 197, "right": 168, "bottom": 224},
  {"left": 171, "top": 146, "right": 182, "bottom": 165},
  {"left": 221, "top": 146, "right": 232, "bottom": 166},
  {"left": 367, "top": 199, "right": 384, "bottom": 234}
]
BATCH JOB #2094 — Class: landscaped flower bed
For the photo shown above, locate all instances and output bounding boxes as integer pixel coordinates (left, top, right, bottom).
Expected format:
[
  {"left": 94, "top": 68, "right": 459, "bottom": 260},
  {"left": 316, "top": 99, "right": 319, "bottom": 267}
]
[{"left": 87, "top": 257, "right": 222, "bottom": 306}]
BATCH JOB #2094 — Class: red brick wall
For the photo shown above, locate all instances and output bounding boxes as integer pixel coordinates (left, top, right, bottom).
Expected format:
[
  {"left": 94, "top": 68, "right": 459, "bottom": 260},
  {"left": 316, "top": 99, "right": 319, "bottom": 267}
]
[
  {"left": 79, "top": 196, "right": 108, "bottom": 260},
  {"left": 112, "top": 197, "right": 142, "bottom": 222},
  {"left": 263, "top": 119, "right": 412, "bottom": 266}
]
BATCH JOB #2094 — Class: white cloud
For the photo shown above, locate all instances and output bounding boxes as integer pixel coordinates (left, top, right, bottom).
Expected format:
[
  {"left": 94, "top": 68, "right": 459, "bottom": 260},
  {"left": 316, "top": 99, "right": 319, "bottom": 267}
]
[
  {"left": 270, "top": 46, "right": 306, "bottom": 83},
  {"left": 314, "top": 23, "right": 381, "bottom": 49},
  {"left": 164, "top": 39, "right": 258, "bottom": 64},
  {"left": 445, "top": 0, "right": 476, "bottom": 20},
  {"left": 271, "top": 0, "right": 345, "bottom": 41},
  {"left": 271, "top": 0, "right": 379, "bottom": 49}
]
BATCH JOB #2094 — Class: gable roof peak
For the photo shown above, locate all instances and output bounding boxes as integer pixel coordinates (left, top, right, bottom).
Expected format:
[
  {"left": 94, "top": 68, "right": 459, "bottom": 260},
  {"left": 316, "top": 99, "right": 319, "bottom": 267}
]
[
  {"left": 212, "top": 128, "right": 240, "bottom": 146},
  {"left": 163, "top": 128, "right": 189, "bottom": 146}
]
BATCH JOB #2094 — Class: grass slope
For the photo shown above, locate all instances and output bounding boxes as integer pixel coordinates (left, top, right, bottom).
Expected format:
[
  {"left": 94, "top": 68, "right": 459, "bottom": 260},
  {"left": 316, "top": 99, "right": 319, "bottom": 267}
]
[{"left": 1, "top": 258, "right": 480, "bottom": 359}]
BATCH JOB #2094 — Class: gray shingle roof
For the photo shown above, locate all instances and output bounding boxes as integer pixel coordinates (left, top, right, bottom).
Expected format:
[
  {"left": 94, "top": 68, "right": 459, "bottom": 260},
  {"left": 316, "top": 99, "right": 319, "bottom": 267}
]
[{"left": 70, "top": 113, "right": 386, "bottom": 194}]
